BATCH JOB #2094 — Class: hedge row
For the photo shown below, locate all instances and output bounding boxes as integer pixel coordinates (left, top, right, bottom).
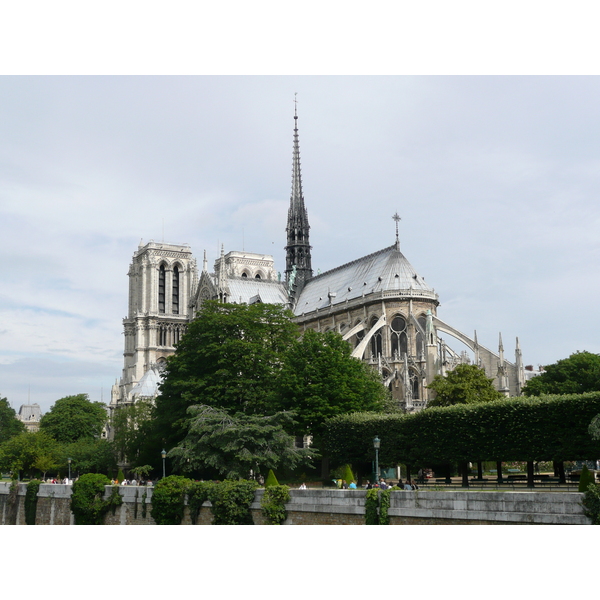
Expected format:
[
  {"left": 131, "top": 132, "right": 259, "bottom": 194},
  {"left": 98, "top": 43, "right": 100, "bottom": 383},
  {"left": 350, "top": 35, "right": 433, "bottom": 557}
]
[{"left": 323, "top": 392, "right": 600, "bottom": 466}]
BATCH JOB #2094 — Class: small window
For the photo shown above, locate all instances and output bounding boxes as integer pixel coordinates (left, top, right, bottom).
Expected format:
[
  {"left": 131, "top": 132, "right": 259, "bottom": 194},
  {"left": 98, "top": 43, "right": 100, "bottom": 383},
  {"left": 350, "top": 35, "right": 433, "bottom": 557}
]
[
  {"left": 172, "top": 265, "right": 180, "bottom": 315},
  {"left": 158, "top": 265, "right": 166, "bottom": 314}
]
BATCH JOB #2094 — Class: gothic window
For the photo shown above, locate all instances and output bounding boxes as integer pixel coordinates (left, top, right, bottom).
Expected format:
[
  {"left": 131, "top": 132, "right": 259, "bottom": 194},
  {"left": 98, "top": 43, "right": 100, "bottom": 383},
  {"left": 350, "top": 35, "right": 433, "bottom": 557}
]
[
  {"left": 158, "top": 324, "right": 167, "bottom": 346},
  {"left": 255, "top": 273, "right": 261, "bottom": 279},
  {"left": 370, "top": 317, "right": 382, "bottom": 358},
  {"left": 416, "top": 315, "right": 426, "bottom": 356},
  {"left": 409, "top": 369, "right": 420, "bottom": 399},
  {"left": 391, "top": 315, "right": 408, "bottom": 358},
  {"left": 158, "top": 265, "right": 166, "bottom": 314},
  {"left": 242, "top": 272, "right": 248, "bottom": 278},
  {"left": 172, "top": 265, "right": 180, "bottom": 315},
  {"left": 355, "top": 329, "right": 364, "bottom": 349}
]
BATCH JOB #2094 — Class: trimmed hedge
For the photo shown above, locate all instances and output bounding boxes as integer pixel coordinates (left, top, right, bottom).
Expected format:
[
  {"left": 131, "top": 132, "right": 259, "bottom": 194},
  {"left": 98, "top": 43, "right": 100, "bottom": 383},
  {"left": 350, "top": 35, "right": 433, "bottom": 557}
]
[{"left": 323, "top": 392, "right": 600, "bottom": 466}]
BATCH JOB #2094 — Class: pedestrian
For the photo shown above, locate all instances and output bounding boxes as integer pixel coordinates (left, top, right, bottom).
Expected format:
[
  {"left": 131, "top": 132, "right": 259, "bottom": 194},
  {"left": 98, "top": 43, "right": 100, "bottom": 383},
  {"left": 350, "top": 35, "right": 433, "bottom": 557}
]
[{"left": 349, "top": 481, "right": 357, "bottom": 489}]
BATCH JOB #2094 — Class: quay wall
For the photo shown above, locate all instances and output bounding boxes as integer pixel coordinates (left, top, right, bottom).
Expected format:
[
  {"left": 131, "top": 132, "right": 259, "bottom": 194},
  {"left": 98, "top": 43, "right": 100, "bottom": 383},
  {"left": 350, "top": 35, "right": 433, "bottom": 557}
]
[{"left": 0, "top": 482, "right": 589, "bottom": 525}]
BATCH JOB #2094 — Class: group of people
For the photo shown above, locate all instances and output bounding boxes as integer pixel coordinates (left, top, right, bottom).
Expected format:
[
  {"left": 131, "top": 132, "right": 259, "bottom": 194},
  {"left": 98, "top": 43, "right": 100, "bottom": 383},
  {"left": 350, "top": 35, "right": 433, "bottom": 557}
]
[
  {"left": 365, "top": 478, "right": 419, "bottom": 490},
  {"left": 111, "top": 478, "right": 154, "bottom": 486}
]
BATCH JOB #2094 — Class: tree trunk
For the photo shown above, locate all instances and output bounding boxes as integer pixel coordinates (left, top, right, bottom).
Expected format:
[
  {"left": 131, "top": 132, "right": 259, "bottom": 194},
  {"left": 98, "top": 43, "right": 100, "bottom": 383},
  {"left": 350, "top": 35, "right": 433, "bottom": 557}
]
[
  {"left": 461, "top": 461, "right": 469, "bottom": 488},
  {"left": 476, "top": 461, "right": 484, "bottom": 480},
  {"left": 557, "top": 461, "right": 566, "bottom": 484},
  {"left": 527, "top": 460, "right": 535, "bottom": 488},
  {"left": 496, "top": 461, "right": 503, "bottom": 484},
  {"left": 406, "top": 464, "right": 412, "bottom": 486},
  {"left": 320, "top": 456, "right": 330, "bottom": 481}
]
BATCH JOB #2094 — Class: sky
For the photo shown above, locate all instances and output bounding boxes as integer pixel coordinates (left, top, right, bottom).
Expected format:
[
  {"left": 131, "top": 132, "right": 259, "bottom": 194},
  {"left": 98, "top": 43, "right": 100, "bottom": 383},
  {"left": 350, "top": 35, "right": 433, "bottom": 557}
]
[{"left": 2, "top": 75, "right": 600, "bottom": 414}]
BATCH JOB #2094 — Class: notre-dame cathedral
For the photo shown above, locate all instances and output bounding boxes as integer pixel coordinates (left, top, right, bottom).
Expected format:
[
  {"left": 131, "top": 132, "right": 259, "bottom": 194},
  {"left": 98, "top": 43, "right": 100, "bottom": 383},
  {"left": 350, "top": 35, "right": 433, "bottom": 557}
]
[{"left": 109, "top": 108, "right": 525, "bottom": 419}]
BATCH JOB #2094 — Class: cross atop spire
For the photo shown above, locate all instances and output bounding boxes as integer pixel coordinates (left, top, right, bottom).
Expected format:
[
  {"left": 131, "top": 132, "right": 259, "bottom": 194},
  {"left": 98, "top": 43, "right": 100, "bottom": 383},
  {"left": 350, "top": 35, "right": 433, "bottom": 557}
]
[{"left": 392, "top": 212, "right": 401, "bottom": 249}]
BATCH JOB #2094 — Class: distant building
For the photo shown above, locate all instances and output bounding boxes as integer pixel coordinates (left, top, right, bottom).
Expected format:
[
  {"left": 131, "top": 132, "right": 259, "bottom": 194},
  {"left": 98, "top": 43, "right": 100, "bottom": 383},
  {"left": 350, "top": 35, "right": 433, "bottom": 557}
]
[{"left": 17, "top": 403, "right": 42, "bottom": 432}]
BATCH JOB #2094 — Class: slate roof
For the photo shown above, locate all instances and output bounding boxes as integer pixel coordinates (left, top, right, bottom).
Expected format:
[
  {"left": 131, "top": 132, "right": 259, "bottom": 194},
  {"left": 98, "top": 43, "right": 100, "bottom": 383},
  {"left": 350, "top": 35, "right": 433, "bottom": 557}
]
[
  {"left": 293, "top": 244, "right": 436, "bottom": 315},
  {"left": 18, "top": 403, "right": 42, "bottom": 421}
]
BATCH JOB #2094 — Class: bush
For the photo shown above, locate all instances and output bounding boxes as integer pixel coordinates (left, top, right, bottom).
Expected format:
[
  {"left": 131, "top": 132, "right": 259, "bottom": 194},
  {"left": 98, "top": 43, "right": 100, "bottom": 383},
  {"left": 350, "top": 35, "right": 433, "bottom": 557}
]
[
  {"left": 261, "top": 485, "right": 290, "bottom": 524},
  {"left": 25, "top": 479, "right": 42, "bottom": 525},
  {"left": 265, "top": 469, "right": 279, "bottom": 487},
  {"left": 208, "top": 479, "right": 258, "bottom": 525},
  {"left": 150, "top": 475, "right": 192, "bottom": 525},
  {"left": 579, "top": 465, "right": 596, "bottom": 492},
  {"left": 187, "top": 481, "right": 214, "bottom": 525},
  {"left": 582, "top": 483, "right": 600, "bottom": 524},
  {"left": 71, "top": 473, "right": 119, "bottom": 525},
  {"left": 365, "top": 488, "right": 379, "bottom": 525}
]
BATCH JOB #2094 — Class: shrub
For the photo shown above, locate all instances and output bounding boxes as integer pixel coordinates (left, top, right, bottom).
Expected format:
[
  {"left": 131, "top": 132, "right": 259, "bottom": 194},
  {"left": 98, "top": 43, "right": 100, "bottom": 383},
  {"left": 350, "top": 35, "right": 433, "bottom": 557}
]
[
  {"left": 150, "top": 475, "right": 192, "bottom": 525},
  {"left": 25, "top": 479, "right": 42, "bottom": 525},
  {"left": 208, "top": 479, "right": 259, "bottom": 525},
  {"left": 265, "top": 469, "right": 279, "bottom": 487},
  {"left": 365, "top": 488, "right": 379, "bottom": 525},
  {"left": 342, "top": 464, "right": 355, "bottom": 485},
  {"left": 582, "top": 483, "right": 600, "bottom": 524},
  {"left": 187, "top": 481, "right": 214, "bottom": 525},
  {"left": 117, "top": 469, "right": 125, "bottom": 483},
  {"left": 71, "top": 473, "right": 119, "bottom": 525},
  {"left": 579, "top": 465, "right": 596, "bottom": 492},
  {"left": 261, "top": 485, "right": 290, "bottom": 524}
]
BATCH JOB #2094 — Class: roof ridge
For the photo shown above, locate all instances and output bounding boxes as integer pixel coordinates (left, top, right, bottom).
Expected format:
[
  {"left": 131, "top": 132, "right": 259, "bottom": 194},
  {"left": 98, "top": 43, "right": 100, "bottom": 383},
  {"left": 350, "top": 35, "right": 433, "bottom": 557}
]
[{"left": 310, "top": 244, "right": 400, "bottom": 280}]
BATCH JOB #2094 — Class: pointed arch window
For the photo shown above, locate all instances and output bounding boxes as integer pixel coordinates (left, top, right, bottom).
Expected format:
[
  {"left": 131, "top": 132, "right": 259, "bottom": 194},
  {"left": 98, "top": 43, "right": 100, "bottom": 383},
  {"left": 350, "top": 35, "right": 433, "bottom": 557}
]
[
  {"left": 172, "top": 265, "right": 180, "bottom": 315},
  {"left": 391, "top": 315, "right": 408, "bottom": 358},
  {"left": 370, "top": 317, "right": 382, "bottom": 358},
  {"left": 158, "top": 265, "right": 166, "bottom": 314}
]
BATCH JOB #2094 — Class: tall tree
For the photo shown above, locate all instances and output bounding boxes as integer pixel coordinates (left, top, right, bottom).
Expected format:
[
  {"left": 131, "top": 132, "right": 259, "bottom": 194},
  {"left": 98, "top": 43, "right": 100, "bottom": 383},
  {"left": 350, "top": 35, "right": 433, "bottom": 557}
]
[
  {"left": 154, "top": 301, "right": 299, "bottom": 449},
  {"left": 39, "top": 394, "right": 107, "bottom": 443},
  {"left": 427, "top": 364, "right": 503, "bottom": 407},
  {"left": 0, "top": 396, "right": 26, "bottom": 443},
  {"left": 0, "top": 431, "right": 61, "bottom": 479},
  {"left": 275, "top": 329, "right": 390, "bottom": 439},
  {"left": 523, "top": 351, "right": 600, "bottom": 397},
  {"left": 110, "top": 397, "right": 154, "bottom": 467}
]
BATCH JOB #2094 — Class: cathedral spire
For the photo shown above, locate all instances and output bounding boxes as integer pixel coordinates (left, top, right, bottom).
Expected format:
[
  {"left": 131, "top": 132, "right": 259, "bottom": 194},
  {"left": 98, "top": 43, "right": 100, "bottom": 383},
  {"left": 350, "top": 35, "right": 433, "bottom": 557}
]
[{"left": 285, "top": 96, "right": 312, "bottom": 297}]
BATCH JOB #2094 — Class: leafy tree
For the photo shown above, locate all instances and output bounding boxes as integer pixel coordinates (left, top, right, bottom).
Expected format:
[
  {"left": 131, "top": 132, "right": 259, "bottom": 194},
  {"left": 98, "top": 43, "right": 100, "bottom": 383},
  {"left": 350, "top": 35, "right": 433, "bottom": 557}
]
[
  {"left": 40, "top": 394, "right": 107, "bottom": 443},
  {"left": 168, "top": 405, "right": 315, "bottom": 480},
  {"left": 523, "top": 351, "right": 600, "bottom": 397},
  {"left": 0, "top": 431, "right": 61, "bottom": 479},
  {"left": 60, "top": 438, "right": 117, "bottom": 476},
  {"left": 427, "top": 364, "right": 503, "bottom": 407},
  {"left": 154, "top": 301, "right": 299, "bottom": 449},
  {"left": 110, "top": 397, "right": 154, "bottom": 467},
  {"left": 275, "top": 329, "right": 390, "bottom": 439},
  {"left": 0, "top": 396, "right": 25, "bottom": 443}
]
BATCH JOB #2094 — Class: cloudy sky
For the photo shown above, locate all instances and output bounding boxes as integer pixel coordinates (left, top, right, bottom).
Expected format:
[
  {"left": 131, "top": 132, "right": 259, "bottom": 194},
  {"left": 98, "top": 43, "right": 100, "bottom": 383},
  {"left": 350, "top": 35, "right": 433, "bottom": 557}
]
[{"left": 2, "top": 75, "right": 600, "bottom": 413}]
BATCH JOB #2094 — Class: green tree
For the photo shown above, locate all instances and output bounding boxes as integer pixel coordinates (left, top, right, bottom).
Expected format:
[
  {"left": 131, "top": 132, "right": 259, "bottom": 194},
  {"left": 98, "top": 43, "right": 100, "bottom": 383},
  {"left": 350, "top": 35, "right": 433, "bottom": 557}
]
[
  {"left": 0, "top": 431, "right": 61, "bottom": 479},
  {"left": 60, "top": 438, "right": 117, "bottom": 476},
  {"left": 275, "top": 329, "right": 390, "bottom": 439},
  {"left": 0, "top": 396, "right": 26, "bottom": 443},
  {"left": 426, "top": 364, "right": 503, "bottom": 407},
  {"left": 154, "top": 301, "right": 299, "bottom": 449},
  {"left": 168, "top": 405, "right": 315, "bottom": 480},
  {"left": 40, "top": 394, "right": 107, "bottom": 443},
  {"left": 110, "top": 397, "right": 154, "bottom": 467},
  {"left": 523, "top": 351, "right": 600, "bottom": 397}
]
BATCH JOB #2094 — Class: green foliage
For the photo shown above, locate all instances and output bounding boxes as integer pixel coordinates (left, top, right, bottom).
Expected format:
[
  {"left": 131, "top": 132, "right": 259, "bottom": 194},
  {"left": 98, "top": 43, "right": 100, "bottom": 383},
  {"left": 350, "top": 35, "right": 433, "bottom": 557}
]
[
  {"left": 0, "top": 397, "right": 26, "bottom": 444},
  {"left": 427, "top": 364, "right": 503, "bottom": 407},
  {"left": 261, "top": 484, "right": 290, "bottom": 524},
  {"left": 342, "top": 464, "right": 355, "bottom": 484},
  {"left": 364, "top": 488, "right": 391, "bottom": 525},
  {"left": 324, "top": 392, "right": 600, "bottom": 466},
  {"left": 117, "top": 469, "right": 125, "bottom": 483},
  {"left": 39, "top": 394, "right": 107, "bottom": 443},
  {"left": 110, "top": 398, "right": 154, "bottom": 467},
  {"left": 25, "top": 479, "right": 41, "bottom": 525},
  {"left": 365, "top": 488, "right": 379, "bottom": 525},
  {"left": 187, "top": 481, "right": 214, "bottom": 525},
  {"left": 265, "top": 469, "right": 279, "bottom": 487},
  {"left": 70, "top": 473, "right": 119, "bottom": 525},
  {"left": 154, "top": 301, "right": 299, "bottom": 449},
  {"left": 524, "top": 351, "right": 600, "bottom": 396},
  {"left": 168, "top": 405, "right": 315, "bottom": 480},
  {"left": 150, "top": 475, "right": 192, "bottom": 525},
  {"left": 207, "top": 479, "right": 259, "bottom": 525},
  {"left": 131, "top": 465, "right": 153, "bottom": 481},
  {"left": 579, "top": 465, "right": 596, "bottom": 492},
  {"left": 582, "top": 483, "right": 600, "bottom": 524},
  {"left": 0, "top": 431, "right": 61, "bottom": 478},
  {"left": 60, "top": 438, "right": 117, "bottom": 476},
  {"left": 275, "top": 329, "right": 390, "bottom": 439}
]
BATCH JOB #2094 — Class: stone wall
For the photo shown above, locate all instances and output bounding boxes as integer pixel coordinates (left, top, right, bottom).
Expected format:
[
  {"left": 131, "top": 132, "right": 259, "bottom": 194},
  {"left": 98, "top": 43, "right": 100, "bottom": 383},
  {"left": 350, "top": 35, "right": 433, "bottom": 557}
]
[{"left": 0, "top": 482, "right": 590, "bottom": 525}]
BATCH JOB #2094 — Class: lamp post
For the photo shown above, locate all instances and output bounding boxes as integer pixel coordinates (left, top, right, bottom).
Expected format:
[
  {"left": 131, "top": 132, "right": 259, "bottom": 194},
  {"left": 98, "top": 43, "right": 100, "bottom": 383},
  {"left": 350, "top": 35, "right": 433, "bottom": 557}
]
[
  {"left": 373, "top": 436, "right": 380, "bottom": 483},
  {"left": 161, "top": 449, "right": 167, "bottom": 479},
  {"left": 67, "top": 457, "right": 72, "bottom": 482}
]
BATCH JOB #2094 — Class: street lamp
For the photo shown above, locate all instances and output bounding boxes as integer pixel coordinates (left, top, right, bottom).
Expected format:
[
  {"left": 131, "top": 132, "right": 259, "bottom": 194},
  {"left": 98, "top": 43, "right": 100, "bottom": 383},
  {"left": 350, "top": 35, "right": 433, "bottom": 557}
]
[
  {"left": 161, "top": 449, "right": 167, "bottom": 479},
  {"left": 67, "top": 457, "right": 72, "bottom": 482},
  {"left": 373, "top": 436, "right": 380, "bottom": 483}
]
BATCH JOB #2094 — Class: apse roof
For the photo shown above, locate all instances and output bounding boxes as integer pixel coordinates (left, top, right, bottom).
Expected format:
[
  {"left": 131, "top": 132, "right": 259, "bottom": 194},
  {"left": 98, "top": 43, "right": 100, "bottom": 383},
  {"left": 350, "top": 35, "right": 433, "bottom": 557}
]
[{"left": 293, "top": 244, "right": 436, "bottom": 315}]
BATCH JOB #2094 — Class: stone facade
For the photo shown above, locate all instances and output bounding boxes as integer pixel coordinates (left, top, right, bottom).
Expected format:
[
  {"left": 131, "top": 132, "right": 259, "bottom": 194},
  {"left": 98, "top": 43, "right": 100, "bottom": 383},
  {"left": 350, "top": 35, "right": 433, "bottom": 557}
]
[{"left": 0, "top": 483, "right": 590, "bottom": 525}]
